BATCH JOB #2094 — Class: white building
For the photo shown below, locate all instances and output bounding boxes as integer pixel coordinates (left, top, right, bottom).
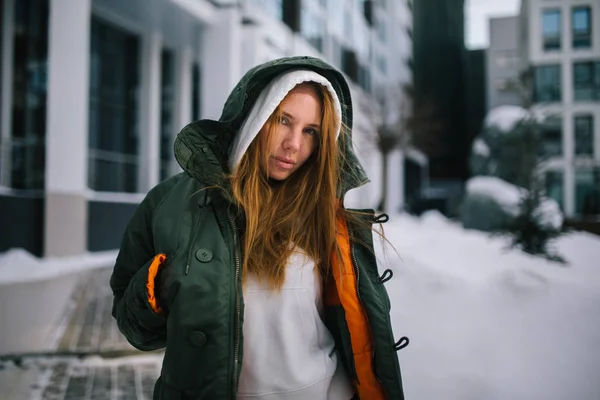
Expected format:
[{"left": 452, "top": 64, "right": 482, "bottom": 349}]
[
  {"left": 0, "top": 0, "right": 417, "bottom": 258},
  {"left": 520, "top": 0, "right": 600, "bottom": 220}
]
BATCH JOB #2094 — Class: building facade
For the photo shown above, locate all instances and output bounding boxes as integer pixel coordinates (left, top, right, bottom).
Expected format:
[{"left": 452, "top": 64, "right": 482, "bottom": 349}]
[
  {"left": 0, "top": 0, "right": 416, "bottom": 257},
  {"left": 487, "top": 16, "right": 522, "bottom": 109},
  {"left": 520, "top": 0, "right": 600, "bottom": 220}
]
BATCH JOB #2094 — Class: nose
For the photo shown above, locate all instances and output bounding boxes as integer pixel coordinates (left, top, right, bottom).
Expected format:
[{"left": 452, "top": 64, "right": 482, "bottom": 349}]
[{"left": 282, "top": 126, "right": 303, "bottom": 152}]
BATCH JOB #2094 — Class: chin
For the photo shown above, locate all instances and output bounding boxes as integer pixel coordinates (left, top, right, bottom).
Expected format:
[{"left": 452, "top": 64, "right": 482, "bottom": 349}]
[{"left": 268, "top": 172, "right": 291, "bottom": 181}]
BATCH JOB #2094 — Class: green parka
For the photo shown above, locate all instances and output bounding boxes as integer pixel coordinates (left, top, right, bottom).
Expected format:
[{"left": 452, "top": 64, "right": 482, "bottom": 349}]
[{"left": 110, "top": 56, "right": 406, "bottom": 400}]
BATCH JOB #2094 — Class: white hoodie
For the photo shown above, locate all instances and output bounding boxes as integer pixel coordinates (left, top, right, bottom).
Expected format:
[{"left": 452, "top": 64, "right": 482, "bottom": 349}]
[{"left": 232, "top": 71, "right": 354, "bottom": 400}]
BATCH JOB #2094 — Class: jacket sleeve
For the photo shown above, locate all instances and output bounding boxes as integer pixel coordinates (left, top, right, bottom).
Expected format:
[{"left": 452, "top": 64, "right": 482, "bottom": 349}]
[{"left": 109, "top": 177, "right": 178, "bottom": 351}]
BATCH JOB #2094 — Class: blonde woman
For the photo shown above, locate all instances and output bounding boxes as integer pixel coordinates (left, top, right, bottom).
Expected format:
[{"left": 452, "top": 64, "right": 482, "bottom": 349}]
[{"left": 110, "top": 56, "right": 407, "bottom": 400}]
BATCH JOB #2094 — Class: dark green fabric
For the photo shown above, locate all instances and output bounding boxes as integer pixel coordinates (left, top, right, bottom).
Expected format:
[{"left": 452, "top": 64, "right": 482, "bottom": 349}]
[{"left": 110, "top": 56, "right": 404, "bottom": 400}]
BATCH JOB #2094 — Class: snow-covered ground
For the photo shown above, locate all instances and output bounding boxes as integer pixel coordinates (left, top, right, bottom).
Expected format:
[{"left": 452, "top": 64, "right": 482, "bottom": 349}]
[
  {"left": 0, "top": 249, "right": 118, "bottom": 284},
  {"left": 377, "top": 211, "right": 600, "bottom": 400},
  {"left": 1, "top": 211, "right": 599, "bottom": 399}
]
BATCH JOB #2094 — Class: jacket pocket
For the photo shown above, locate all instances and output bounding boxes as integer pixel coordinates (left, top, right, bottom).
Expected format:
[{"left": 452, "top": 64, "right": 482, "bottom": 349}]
[{"left": 325, "top": 305, "right": 359, "bottom": 383}]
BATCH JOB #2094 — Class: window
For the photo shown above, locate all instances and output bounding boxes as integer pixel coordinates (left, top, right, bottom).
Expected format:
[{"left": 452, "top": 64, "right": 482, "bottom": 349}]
[
  {"left": 572, "top": 6, "right": 592, "bottom": 48},
  {"left": 7, "top": 0, "right": 49, "bottom": 190},
  {"left": 540, "top": 116, "right": 563, "bottom": 157},
  {"left": 575, "top": 168, "right": 600, "bottom": 216},
  {"left": 251, "top": 0, "right": 283, "bottom": 21},
  {"left": 533, "top": 65, "right": 561, "bottom": 102},
  {"left": 574, "top": 115, "right": 594, "bottom": 156},
  {"left": 192, "top": 63, "right": 201, "bottom": 121},
  {"left": 88, "top": 17, "right": 140, "bottom": 193},
  {"left": 160, "top": 49, "right": 175, "bottom": 182},
  {"left": 301, "top": 8, "right": 324, "bottom": 51},
  {"left": 545, "top": 170, "right": 564, "bottom": 210},
  {"left": 542, "top": 9, "right": 561, "bottom": 51},
  {"left": 573, "top": 61, "right": 600, "bottom": 101}
]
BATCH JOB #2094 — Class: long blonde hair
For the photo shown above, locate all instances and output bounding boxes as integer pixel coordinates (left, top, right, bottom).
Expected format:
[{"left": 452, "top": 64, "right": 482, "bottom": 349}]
[{"left": 231, "top": 82, "right": 341, "bottom": 290}]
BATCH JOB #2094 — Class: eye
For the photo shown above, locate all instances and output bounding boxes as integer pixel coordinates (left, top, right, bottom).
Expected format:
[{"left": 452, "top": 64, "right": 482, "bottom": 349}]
[
  {"left": 279, "top": 116, "right": 290, "bottom": 125},
  {"left": 304, "top": 128, "right": 319, "bottom": 136}
]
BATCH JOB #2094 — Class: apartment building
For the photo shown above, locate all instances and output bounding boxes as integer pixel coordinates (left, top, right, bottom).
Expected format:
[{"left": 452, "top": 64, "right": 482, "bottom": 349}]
[
  {"left": 519, "top": 0, "right": 600, "bottom": 220},
  {"left": 0, "top": 0, "right": 417, "bottom": 257}
]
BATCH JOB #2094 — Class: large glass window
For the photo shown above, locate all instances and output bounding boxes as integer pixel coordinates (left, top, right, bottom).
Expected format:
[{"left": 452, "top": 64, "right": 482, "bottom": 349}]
[
  {"left": 574, "top": 115, "right": 594, "bottom": 157},
  {"left": 542, "top": 9, "right": 561, "bottom": 51},
  {"left": 573, "top": 61, "right": 600, "bottom": 101},
  {"left": 160, "top": 49, "right": 175, "bottom": 182},
  {"left": 8, "top": 0, "right": 49, "bottom": 190},
  {"left": 540, "top": 115, "right": 563, "bottom": 157},
  {"left": 533, "top": 65, "right": 561, "bottom": 103},
  {"left": 575, "top": 168, "right": 600, "bottom": 216},
  {"left": 88, "top": 17, "right": 140, "bottom": 193},
  {"left": 545, "top": 170, "right": 564, "bottom": 211},
  {"left": 572, "top": 6, "right": 592, "bottom": 49}
]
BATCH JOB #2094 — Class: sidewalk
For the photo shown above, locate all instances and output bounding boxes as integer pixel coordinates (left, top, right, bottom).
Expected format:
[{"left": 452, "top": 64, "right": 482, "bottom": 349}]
[{"left": 0, "top": 268, "right": 164, "bottom": 400}]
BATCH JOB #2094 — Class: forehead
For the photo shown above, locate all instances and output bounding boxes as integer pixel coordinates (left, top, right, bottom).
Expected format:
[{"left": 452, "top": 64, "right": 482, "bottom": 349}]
[{"left": 279, "top": 84, "right": 322, "bottom": 115}]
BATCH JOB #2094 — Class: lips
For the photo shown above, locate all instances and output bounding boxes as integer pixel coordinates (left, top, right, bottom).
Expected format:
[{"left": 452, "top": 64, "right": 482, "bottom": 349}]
[{"left": 272, "top": 156, "right": 295, "bottom": 170}]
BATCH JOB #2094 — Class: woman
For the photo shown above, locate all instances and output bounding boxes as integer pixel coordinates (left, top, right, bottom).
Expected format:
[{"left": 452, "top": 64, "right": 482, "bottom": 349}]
[{"left": 110, "top": 56, "right": 406, "bottom": 400}]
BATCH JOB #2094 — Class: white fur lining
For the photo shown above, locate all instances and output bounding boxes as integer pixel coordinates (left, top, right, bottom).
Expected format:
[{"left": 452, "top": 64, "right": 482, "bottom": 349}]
[{"left": 229, "top": 70, "right": 342, "bottom": 170}]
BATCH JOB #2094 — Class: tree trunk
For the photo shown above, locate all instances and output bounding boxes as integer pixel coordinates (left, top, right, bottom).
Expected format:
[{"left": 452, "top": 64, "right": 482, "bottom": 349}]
[{"left": 379, "top": 152, "right": 388, "bottom": 211}]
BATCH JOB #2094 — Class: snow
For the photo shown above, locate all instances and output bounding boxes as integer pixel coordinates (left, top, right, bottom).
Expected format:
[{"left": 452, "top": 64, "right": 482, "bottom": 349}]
[
  {"left": 0, "top": 249, "right": 118, "bottom": 284},
  {"left": 466, "top": 176, "right": 522, "bottom": 215},
  {"left": 485, "top": 105, "right": 528, "bottom": 132},
  {"left": 376, "top": 211, "right": 600, "bottom": 400},
  {"left": 2, "top": 209, "right": 599, "bottom": 399},
  {"left": 484, "top": 105, "right": 548, "bottom": 134},
  {"left": 472, "top": 138, "right": 490, "bottom": 157},
  {"left": 466, "top": 176, "right": 564, "bottom": 229}
]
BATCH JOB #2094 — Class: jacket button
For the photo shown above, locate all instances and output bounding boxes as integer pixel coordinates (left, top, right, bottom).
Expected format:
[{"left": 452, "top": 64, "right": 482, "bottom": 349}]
[
  {"left": 189, "top": 331, "right": 207, "bottom": 348},
  {"left": 195, "top": 249, "right": 213, "bottom": 262}
]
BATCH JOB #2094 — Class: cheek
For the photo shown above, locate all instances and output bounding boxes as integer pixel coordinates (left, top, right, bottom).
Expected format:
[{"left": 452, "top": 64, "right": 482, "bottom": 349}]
[{"left": 297, "top": 138, "right": 317, "bottom": 166}]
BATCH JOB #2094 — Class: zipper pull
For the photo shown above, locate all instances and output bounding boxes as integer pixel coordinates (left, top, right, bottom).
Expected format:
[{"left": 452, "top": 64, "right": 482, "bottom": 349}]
[{"left": 185, "top": 264, "right": 190, "bottom": 275}]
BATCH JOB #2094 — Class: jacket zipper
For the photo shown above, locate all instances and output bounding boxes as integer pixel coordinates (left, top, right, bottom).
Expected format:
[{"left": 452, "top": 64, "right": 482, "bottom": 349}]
[
  {"left": 228, "top": 211, "right": 242, "bottom": 398},
  {"left": 350, "top": 236, "right": 387, "bottom": 398}
]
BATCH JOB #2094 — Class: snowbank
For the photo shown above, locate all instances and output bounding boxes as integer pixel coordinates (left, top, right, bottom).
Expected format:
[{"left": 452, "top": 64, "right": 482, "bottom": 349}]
[
  {"left": 377, "top": 211, "right": 600, "bottom": 399},
  {"left": 472, "top": 138, "right": 490, "bottom": 157},
  {"left": 0, "top": 249, "right": 118, "bottom": 354},
  {"left": 484, "top": 105, "right": 528, "bottom": 132},
  {"left": 465, "top": 176, "right": 563, "bottom": 229},
  {"left": 466, "top": 176, "right": 522, "bottom": 215},
  {"left": 0, "top": 249, "right": 118, "bottom": 285}
]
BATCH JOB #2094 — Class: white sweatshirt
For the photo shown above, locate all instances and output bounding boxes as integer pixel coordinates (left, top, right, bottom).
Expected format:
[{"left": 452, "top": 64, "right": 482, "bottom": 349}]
[
  {"left": 233, "top": 70, "right": 353, "bottom": 399},
  {"left": 237, "top": 250, "right": 355, "bottom": 400}
]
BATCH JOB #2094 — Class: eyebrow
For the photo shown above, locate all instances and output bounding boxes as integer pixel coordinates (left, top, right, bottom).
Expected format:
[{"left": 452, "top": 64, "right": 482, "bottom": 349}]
[{"left": 281, "top": 111, "right": 321, "bottom": 129}]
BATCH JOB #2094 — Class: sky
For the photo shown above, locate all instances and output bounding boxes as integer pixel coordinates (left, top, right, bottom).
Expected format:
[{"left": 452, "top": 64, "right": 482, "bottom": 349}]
[{"left": 465, "top": 0, "right": 521, "bottom": 49}]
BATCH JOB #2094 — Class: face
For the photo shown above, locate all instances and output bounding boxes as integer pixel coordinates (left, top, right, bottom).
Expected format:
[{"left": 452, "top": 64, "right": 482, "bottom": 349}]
[{"left": 259, "top": 84, "right": 322, "bottom": 181}]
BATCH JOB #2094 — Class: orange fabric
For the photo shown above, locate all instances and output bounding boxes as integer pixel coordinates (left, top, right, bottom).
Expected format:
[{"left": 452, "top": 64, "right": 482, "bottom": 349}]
[
  {"left": 146, "top": 254, "right": 167, "bottom": 314},
  {"left": 327, "top": 216, "right": 387, "bottom": 400}
]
